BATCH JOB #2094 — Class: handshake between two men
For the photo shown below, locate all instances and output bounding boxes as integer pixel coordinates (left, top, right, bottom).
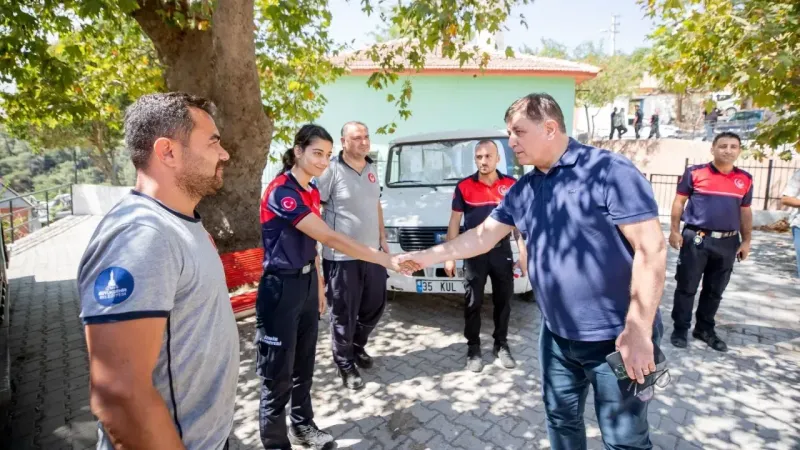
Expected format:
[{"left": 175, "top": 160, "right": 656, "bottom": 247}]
[{"left": 373, "top": 219, "right": 526, "bottom": 279}]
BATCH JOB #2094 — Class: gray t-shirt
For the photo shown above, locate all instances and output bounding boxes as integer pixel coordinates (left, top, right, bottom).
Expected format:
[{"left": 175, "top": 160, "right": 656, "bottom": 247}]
[
  {"left": 77, "top": 191, "right": 239, "bottom": 450},
  {"left": 783, "top": 169, "right": 800, "bottom": 229},
  {"left": 318, "top": 153, "right": 381, "bottom": 261}
]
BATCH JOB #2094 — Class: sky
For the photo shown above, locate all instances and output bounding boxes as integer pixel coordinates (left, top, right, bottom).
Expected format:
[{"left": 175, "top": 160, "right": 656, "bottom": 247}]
[{"left": 327, "top": 0, "right": 657, "bottom": 55}]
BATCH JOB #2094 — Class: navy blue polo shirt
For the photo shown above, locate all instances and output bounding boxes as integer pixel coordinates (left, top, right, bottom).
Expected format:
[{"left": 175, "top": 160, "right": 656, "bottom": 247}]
[
  {"left": 260, "top": 172, "right": 321, "bottom": 271},
  {"left": 491, "top": 138, "right": 661, "bottom": 341},
  {"left": 452, "top": 171, "right": 517, "bottom": 231},
  {"left": 677, "top": 163, "right": 753, "bottom": 231}
]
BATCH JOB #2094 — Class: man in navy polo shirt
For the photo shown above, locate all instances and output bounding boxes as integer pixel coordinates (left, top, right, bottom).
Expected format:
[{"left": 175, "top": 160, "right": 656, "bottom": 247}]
[
  {"left": 399, "top": 93, "right": 667, "bottom": 449},
  {"left": 444, "top": 139, "right": 525, "bottom": 372},
  {"left": 668, "top": 132, "right": 753, "bottom": 352}
]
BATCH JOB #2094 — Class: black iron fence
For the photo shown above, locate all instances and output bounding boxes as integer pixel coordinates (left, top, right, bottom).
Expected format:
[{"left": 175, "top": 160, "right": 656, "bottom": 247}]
[
  {"left": 0, "top": 184, "right": 73, "bottom": 244},
  {"left": 687, "top": 158, "right": 800, "bottom": 210},
  {"left": 647, "top": 174, "right": 681, "bottom": 217}
]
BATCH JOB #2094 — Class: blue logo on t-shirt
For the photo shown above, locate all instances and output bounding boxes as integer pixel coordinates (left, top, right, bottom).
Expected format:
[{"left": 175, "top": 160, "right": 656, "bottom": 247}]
[{"left": 93, "top": 267, "right": 135, "bottom": 306}]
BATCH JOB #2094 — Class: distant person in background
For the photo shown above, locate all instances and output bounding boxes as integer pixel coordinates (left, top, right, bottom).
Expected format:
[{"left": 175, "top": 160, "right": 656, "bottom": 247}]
[
  {"left": 610, "top": 107, "right": 618, "bottom": 140},
  {"left": 648, "top": 110, "right": 661, "bottom": 139},
  {"left": 668, "top": 132, "right": 752, "bottom": 352},
  {"left": 634, "top": 104, "right": 644, "bottom": 139},
  {"left": 703, "top": 108, "right": 720, "bottom": 141},
  {"left": 781, "top": 169, "right": 800, "bottom": 278},
  {"left": 613, "top": 107, "right": 627, "bottom": 139}
]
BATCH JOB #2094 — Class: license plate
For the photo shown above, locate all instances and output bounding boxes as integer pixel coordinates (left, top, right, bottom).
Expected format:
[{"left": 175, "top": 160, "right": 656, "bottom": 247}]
[{"left": 416, "top": 279, "right": 458, "bottom": 293}]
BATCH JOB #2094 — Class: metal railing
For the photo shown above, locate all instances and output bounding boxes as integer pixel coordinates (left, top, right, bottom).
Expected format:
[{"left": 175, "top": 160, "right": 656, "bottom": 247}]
[
  {"left": 687, "top": 158, "right": 800, "bottom": 210},
  {"left": 0, "top": 184, "right": 73, "bottom": 244}
]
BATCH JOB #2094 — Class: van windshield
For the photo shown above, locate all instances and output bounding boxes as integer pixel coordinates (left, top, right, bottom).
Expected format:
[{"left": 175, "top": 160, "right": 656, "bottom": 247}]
[{"left": 386, "top": 138, "right": 524, "bottom": 187}]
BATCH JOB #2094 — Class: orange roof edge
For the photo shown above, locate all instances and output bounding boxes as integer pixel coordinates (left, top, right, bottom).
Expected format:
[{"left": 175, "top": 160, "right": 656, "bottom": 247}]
[{"left": 347, "top": 68, "right": 597, "bottom": 83}]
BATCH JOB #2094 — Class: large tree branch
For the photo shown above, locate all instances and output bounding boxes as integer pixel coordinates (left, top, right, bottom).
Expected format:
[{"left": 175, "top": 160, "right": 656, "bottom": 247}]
[{"left": 132, "top": 0, "right": 214, "bottom": 95}]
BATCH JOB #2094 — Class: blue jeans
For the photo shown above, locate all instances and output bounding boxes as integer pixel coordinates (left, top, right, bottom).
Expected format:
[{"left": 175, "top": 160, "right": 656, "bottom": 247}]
[
  {"left": 793, "top": 227, "right": 800, "bottom": 278},
  {"left": 539, "top": 322, "right": 663, "bottom": 450}
]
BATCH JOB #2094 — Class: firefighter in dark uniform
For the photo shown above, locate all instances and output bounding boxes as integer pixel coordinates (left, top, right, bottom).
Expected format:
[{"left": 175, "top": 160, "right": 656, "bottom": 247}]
[
  {"left": 444, "top": 139, "right": 526, "bottom": 372},
  {"left": 668, "top": 132, "right": 753, "bottom": 352},
  {"left": 257, "top": 124, "right": 402, "bottom": 450}
]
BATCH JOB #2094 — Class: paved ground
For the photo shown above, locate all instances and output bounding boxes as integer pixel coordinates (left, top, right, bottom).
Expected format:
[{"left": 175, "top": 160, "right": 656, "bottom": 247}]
[{"left": 3, "top": 215, "right": 800, "bottom": 450}]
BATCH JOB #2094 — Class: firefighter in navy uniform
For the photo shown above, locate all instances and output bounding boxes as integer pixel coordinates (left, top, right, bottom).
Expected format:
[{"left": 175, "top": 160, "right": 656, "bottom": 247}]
[
  {"left": 668, "top": 132, "right": 753, "bottom": 352},
  {"left": 444, "top": 139, "right": 527, "bottom": 372},
  {"left": 256, "top": 124, "right": 402, "bottom": 450}
]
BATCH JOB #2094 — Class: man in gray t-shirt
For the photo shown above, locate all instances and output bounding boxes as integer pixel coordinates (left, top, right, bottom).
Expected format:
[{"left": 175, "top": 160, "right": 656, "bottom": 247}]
[
  {"left": 317, "top": 121, "right": 387, "bottom": 390},
  {"left": 77, "top": 93, "right": 239, "bottom": 450}
]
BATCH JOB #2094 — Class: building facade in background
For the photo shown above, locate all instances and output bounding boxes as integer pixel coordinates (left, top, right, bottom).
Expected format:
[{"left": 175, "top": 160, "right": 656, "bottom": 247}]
[{"left": 262, "top": 41, "right": 600, "bottom": 189}]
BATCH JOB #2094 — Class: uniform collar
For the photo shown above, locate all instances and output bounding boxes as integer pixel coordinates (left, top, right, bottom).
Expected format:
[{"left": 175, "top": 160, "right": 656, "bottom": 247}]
[
  {"left": 286, "top": 170, "right": 315, "bottom": 191},
  {"left": 470, "top": 170, "right": 506, "bottom": 183},
  {"left": 337, "top": 151, "right": 373, "bottom": 167},
  {"left": 708, "top": 162, "right": 738, "bottom": 176},
  {"left": 534, "top": 138, "right": 582, "bottom": 175}
]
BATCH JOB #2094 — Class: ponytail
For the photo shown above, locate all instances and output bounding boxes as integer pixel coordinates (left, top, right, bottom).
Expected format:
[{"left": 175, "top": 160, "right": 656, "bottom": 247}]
[{"left": 281, "top": 148, "right": 296, "bottom": 174}]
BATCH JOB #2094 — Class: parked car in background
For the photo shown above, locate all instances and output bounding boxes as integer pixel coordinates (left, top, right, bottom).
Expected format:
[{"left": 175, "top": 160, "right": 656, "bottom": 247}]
[
  {"left": 380, "top": 129, "right": 533, "bottom": 299},
  {"left": 715, "top": 109, "right": 768, "bottom": 140},
  {"left": 710, "top": 91, "right": 740, "bottom": 117}
]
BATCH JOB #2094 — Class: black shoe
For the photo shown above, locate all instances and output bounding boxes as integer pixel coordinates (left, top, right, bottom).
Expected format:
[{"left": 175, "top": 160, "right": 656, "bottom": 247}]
[
  {"left": 466, "top": 348, "right": 483, "bottom": 373},
  {"left": 693, "top": 329, "right": 728, "bottom": 352},
  {"left": 288, "top": 423, "right": 334, "bottom": 449},
  {"left": 354, "top": 347, "right": 373, "bottom": 369},
  {"left": 671, "top": 330, "right": 688, "bottom": 348},
  {"left": 339, "top": 366, "right": 364, "bottom": 390},
  {"left": 493, "top": 344, "right": 517, "bottom": 369}
]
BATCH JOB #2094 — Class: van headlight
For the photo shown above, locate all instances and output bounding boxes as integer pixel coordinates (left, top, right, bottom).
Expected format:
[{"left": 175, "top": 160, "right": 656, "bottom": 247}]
[{"left": 384, "top": 227, "right": 399, "bottom": 243}]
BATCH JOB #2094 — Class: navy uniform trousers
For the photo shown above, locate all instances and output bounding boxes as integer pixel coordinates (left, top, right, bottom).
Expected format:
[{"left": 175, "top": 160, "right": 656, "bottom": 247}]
[
  {"left": 463, "top": 239, "right": 514, "bottom": 350},
  {"left": 323, "top": 259, "right": 387, "bottom": 369},
  {"left": 255, "top": 266, "right": 319, "bottom": 450},
  {"left": 672, "top": 226, "right": 739, "bottom": 333}
]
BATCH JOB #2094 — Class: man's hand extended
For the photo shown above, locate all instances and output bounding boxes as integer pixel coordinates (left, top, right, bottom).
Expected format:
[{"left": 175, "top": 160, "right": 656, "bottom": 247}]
[{"left": 444, "top": 260, "right": 456, "bottom": 277}]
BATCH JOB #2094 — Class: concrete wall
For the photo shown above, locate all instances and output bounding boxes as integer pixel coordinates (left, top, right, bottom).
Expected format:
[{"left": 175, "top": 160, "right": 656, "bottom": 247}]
[
  {"left": 592, "top": 139, "right": 800, "bottom": 212},
  {"left": 72, "top": 185, "right": 132, "bottom": 216}
]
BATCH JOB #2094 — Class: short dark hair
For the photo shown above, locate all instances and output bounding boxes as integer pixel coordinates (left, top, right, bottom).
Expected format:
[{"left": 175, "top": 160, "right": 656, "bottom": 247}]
[
  {"left": 504, "top": 93, "right": 567, "bottom": 133},
  {"left": 712, "top": 132, "right": 742, "bottom": 146},
  {"left": 124, "top": 92, "right": 217, "bottom": 169},
  {"left": 341, "top": 121, "right": 368, "bottom": 137},
  {"left": 475, "top": 139, "right": 499, "bottom": 154}
]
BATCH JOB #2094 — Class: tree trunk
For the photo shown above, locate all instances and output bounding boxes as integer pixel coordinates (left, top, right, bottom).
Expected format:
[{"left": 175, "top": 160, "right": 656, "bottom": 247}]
[
  {"left": 133, "top": 0, "right": 272, "bottom": 252},
  {"left": 89, "top": 124, "right": 121, "bottom": 186},
  {"left": 584, "top": 104, "right": 592, "bottom": 139},
  {"left": 676, "top": 91, "right": 684, "bottom": 122}
]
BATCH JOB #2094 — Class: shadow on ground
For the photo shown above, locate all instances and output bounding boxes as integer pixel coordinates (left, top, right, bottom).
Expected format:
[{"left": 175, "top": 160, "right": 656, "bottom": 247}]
[{"left": 3, "top": 223, "right": 799, "bottom": 450}]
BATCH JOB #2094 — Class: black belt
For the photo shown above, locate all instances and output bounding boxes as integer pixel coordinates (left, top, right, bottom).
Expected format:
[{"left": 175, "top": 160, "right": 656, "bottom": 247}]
[
  {"left": 266, "top": 261, "right": 314, "bottom": 276},
  {"left": 685, "top": 224, "right": 738, "bottom": 239}
]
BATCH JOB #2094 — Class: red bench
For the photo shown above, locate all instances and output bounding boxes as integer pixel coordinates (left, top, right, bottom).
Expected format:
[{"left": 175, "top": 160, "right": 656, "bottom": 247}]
[{"left": 220, "top": 248, "right": 264, "bottom": 319}]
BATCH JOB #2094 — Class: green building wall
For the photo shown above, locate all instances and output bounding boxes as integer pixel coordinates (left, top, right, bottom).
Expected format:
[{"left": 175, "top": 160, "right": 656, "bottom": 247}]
[
  {"left": 262, "top": 74, "right": 577, "bottom": 187},
  {"left": 316, "top": 74, "right": 577, "bottom": 144}
]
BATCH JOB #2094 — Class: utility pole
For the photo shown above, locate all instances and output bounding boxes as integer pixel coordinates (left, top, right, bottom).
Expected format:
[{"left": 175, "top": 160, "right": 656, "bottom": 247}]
[{"left": 609, "top": 14, "right": 620, "bottom": 55}]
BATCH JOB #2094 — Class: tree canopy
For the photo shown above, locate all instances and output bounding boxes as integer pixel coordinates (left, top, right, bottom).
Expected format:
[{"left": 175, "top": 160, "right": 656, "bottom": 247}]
[
  {"left": 521, "top": 39, "right": 647, "bottom": 138},
  {"left": 0, "top": 0, "right": 530, "bottom": 251},
  {"left": 643, "top": 0, "right": 799, "bottom": 156}
]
